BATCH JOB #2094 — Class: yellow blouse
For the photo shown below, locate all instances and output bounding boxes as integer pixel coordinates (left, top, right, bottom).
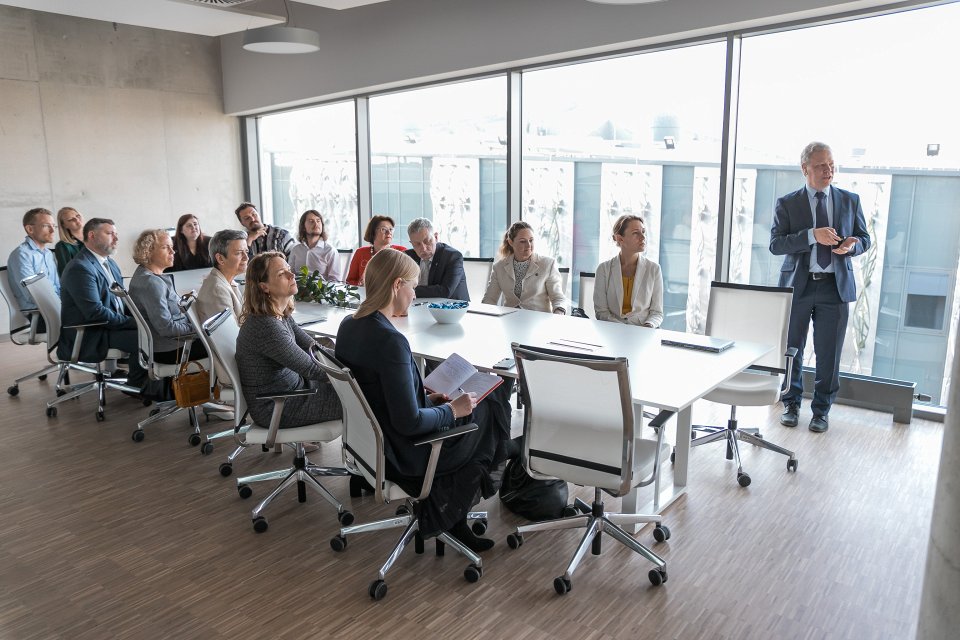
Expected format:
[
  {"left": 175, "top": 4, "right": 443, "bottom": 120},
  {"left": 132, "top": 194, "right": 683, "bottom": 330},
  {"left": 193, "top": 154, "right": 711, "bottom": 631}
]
[{"left": 621, "top": 275, "right": 634, "bottom": 315}]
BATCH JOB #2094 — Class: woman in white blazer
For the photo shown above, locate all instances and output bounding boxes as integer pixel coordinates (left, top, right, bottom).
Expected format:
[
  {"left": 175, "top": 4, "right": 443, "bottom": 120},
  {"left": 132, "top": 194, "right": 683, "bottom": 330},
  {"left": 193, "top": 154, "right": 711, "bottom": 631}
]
[
  {"left": 481, "top": 221, "right": 567, "bottom": 314},
  {"left": 593, "top": 214, "right": 663, "bottom": 328}
]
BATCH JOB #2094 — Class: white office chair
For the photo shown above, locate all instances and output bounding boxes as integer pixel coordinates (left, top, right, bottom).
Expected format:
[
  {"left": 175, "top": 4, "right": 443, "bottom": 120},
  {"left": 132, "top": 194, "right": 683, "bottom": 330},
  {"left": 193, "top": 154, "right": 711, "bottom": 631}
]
[
  {"left": 559, "top": 266, "right": 571, "bottom": 304},
  {"left": 506, "top": 343, "right": 673, "bottom": 593},
  {"left": 23, "top": 273, "right": 138, "bottom": 421},
  {"left": 338, "top": 249, "right": 354, "bottom": 280},
  {"left": 689, "top": 282, "right": 798, "bottom": 487},
  {"left": 316, "top": 347, "right": 488, "bottom": 601},
  {"left": 201, "top": 309, "right": 352, "bottom": 533},
  {"left": 1, "top": 266, "right": 57, "bottom": 395},
  {"left": 577, "top": 271, "right": 596, "bottom": 319},
  {"left": 462, "top": 257, "right": 493, "bottom": 302},
  {"left": 111, "top": 283, "right": 213, "bottom": 446}
]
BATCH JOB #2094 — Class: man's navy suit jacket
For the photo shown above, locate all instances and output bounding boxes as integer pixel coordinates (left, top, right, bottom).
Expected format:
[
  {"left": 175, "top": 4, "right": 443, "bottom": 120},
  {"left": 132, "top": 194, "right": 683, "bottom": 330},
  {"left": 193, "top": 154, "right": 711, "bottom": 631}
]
[
  {"left": 58, "top": 247, "right": 135, "bottom": 361},
  {"left": 769, "top": 186, "right": 871, "bottom": 303},
  {"left": 405, "top": 242, "right": 470, "bottom": 301}
]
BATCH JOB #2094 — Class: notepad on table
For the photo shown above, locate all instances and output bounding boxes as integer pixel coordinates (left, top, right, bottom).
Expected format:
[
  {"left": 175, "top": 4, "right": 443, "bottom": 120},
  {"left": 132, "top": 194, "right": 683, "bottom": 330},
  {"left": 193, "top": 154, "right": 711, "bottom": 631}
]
[{"left": 467, "top": 303, "right": 519, "bottom": 316}]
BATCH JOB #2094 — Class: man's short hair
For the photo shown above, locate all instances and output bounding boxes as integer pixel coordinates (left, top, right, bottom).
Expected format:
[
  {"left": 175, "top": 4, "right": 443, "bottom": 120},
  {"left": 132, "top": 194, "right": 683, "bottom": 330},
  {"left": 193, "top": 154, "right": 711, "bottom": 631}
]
[
  {"left": 82, "top": 218, "right": 115, "bottom": 243},
  {"left": 23, "top": 208, "right": 52, "bottom": 228},
  {"left": 235, "top": 202, "right": 257, "bottom": 219},
  {"left": 801, "top": 141, "right": 832, "bottom": 166},
  {"left": 209, "top": 228, "right": 248, "bottom": 265},
  {"left": 407, "top": 217, "right": 434, "bottom": 237}
]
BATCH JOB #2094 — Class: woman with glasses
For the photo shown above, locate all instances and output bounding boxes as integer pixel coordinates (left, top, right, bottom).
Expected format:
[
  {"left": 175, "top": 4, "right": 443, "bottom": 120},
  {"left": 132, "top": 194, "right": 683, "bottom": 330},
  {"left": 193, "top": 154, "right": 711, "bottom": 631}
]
[
  {"left": 54, "top": 207, "right": 84, "bottom": 276},
  {"left": 235, "top": 251, "right": 342, "bottom": 429},
  {"left": 336, "top": 249, "right": 513, "bottom": 552},
  {"left": 482, "top": 221, "right": 567, "bottom": 314},
  {"left": 344, "top": 215, "right": 407, "bottom": 286},
  {"left": 593, "top": 214, "right": 663, "bottom": 328}
]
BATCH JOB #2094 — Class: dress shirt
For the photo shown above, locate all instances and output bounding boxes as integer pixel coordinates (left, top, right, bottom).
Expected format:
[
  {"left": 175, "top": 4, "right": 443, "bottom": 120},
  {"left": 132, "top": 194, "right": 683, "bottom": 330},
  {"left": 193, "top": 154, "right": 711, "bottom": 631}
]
[
  {"left": 289, "top": 240, "right": 342, "bottom": 282},
  {"left": 806, "top": 185, "right": 835, "bottom": 274},
  {"left": 6, "top": 237, "right": 60, "bottom": 312}
]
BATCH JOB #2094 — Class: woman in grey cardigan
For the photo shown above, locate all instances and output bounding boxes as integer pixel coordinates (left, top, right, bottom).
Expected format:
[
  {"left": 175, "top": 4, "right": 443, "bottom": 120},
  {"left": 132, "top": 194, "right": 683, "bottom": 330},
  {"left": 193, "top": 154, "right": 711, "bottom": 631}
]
[
  {"left": 235, "top": 251, "right": 342, "bottom": 429},
  {"left": 128, "top": 229, "right": 208, "bottom": 365}
]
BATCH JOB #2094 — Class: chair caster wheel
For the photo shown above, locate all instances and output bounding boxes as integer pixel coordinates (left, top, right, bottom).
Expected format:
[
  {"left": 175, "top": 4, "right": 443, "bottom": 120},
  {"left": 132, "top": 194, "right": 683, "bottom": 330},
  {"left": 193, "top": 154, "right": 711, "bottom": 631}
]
[
  {"left": 506, "top": 533, "right": 523, "bottom": 549},
  {"left": 554, "top": 576, "right": 571, "bottom": 595},
  {"left": 787, "top": 458, "right": 798, "bottom": 472},
  {"left": 96, "top": 411, "right": 105, "bottom": 422},
  {"left": 395, "top": 505, "right": 410, "bottom": 517},
  {"left": 252, "top": 516, "right": 268, "bottom": 533},
  {"left": 369, "top": 579, "right": 387, "bottom": 600},
  {"left": 653, "top": 525, "right": 671, "bottom": 543},
  {"left": 149, "top": 408, "right": 160, "bottom": 417},
  {"left": 8, "top": 385, "right": 19, "bottom": 396},
  {"left": 338, "top": 510, "right": 354, "bottom": 526},
  {"left": 649, "top": 568, "right": 667, "bottom": 586},
  {"left": 561, "top": 505, "right": 579, "bottom": 518},
  {"left": 330, "top": 535, "right": 347, "bottom": 552},
  {"left": 131, "top": 429, "right": 144, "bottom": 442},
  {"left": 46, "top": 407, "right": 57, "bottom": 418},
  {"left": 464, "top": 564, "right": 482, "bottom": 583},
  {"left": 56, "top": 389, "right": 66, "bottom": 397},
  {"left": 218, "top": 462, "right": 233, "bottom": 477},
  {"left": 737, "top": 472, "right": 751, "bottom": 487},
  {"left": 238, "top": 484, "right": 252, "bottom": 499},
  {"left": 38, "top": 374, "right": 47, "bottom": 381},
  {"left": 471, "top": 518, "right": 488, "bottom": 536},
  {"left": 200, "top": 442, "right": 213, "bottom": 455},
  {"left": 188, "top": 433, "right": 201, "bottom": 447}
]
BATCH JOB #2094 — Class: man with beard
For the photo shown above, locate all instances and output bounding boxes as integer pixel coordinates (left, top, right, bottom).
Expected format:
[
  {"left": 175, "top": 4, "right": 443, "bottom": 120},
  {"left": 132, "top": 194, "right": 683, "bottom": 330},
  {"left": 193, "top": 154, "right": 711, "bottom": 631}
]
[
  {"left": 59, "top": 218, "right": 147, "bottom": 390},
  {"left": 235, "top": 202, "right": 295, "bottom": 260}
]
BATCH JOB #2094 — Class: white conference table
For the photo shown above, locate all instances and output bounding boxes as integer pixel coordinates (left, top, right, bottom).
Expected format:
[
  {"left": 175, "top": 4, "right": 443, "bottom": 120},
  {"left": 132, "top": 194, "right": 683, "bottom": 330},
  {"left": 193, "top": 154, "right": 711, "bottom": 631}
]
[{"left": 294, "top": 300, "right": 772, "bottom": 522}]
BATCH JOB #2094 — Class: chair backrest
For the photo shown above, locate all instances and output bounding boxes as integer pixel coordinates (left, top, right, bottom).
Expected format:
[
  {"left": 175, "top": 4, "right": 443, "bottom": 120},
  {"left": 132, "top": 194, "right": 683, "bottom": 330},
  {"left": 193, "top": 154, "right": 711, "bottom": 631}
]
[
  {"left": 705, "top": 281, "right": 793, "bottom": 374},
  {"left": 0, "top": 265, "right": 34, "bottom": 344},
  {"left": 111, "top": 284, "right": 157, "bottom": 373},
  {"left": 180, "top": 292, "right": 220, "bottom": 390},
  {"left": 558, "top": 266, "right": 570, "bottom": 302},
  {"left": 463, "top": 257, "right": 493, "bottom": 301},
  {"left": 202, "top": 309, "right": 245, "bottom": 423},
  {"left": 338, "top": 249, "right": 353, "bottom": 279},
  {"left": 313, "top": 347, "right": 388, "bottom": 500},
  {"left": 22, "top": 273, "right": 61, "bottom": 358},
  {"left": 512, "top": 342, "right": 636, "bottom": 495},
  {"left": 578, "top": 271, "right": 596, "bottom": 318}
]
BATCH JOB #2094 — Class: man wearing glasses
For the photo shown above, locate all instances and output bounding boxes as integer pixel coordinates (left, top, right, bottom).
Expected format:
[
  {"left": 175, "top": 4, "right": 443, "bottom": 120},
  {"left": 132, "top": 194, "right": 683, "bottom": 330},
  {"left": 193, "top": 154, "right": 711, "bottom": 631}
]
[
  {"left": 7, "top": 208, "right": 61, "bottom": 331},
  {"left": 770, "top": 141, "right": 871, "bottom": 433}
]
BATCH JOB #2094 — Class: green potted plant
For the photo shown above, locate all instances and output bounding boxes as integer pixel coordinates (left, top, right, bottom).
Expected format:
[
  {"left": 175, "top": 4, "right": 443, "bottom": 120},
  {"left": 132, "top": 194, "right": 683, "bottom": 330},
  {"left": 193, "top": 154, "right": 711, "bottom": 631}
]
[{"left": 294, "top": 266, "right": 360, "bottom": 308}]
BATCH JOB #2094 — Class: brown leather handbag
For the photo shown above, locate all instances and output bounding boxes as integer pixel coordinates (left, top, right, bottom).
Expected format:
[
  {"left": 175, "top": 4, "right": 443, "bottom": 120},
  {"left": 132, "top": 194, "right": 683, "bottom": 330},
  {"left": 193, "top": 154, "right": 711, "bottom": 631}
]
[{"left": 172, "top": 360, "right": 220, "bottom": 408}]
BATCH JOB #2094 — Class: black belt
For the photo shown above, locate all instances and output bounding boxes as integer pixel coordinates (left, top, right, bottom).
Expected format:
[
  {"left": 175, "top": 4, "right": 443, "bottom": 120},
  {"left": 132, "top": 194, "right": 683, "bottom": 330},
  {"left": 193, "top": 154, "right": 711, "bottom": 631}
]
[{"left": 809, "top": 272, "right": 835, "bottom": 281}]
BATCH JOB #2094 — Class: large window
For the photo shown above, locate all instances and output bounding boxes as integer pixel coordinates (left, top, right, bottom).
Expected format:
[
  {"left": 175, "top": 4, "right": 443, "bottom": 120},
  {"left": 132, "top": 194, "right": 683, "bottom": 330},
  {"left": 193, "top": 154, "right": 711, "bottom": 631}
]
[
  {"left": 258, "top": 101, "right": 358, "bottom": 249},
  {"left": 521, "top": 43, "right": 727, "bottom": 328},
  {"left": 369, "top": 78, "right": 507, "bottom": 256},
  {"left": 733, "top": 3, "right": 960, "bottom": 404}
]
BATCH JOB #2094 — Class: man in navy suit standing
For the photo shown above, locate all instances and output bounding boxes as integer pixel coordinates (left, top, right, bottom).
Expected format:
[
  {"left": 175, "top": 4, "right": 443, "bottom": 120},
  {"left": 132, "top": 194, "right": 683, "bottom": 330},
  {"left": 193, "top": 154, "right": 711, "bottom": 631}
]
[
  {"left": 770, "top": 142, "right": 871, "bottom": 433},
  {"left": 405, "top": 217, "right": 470, "bottom": 301}
]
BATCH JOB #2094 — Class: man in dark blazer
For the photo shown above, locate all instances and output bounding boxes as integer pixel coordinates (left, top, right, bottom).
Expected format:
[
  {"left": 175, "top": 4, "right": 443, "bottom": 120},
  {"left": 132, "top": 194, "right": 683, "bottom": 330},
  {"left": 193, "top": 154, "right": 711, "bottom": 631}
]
[
  {"left": 770, "top": 142, "right": 871, "bottom": 433},
  {"left": 59, "top": 218, "right": 147, "bottom": 389},
  {"left": 405, "top": 217, "right": 470, "bottom": 301}
]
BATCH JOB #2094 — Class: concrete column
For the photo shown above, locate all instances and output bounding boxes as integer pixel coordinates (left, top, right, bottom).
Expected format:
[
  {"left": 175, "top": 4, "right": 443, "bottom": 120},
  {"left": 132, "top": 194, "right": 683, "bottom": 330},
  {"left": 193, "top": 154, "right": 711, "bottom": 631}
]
[{"left": 916, "top": 341, "right": 960, "bottom": 638}]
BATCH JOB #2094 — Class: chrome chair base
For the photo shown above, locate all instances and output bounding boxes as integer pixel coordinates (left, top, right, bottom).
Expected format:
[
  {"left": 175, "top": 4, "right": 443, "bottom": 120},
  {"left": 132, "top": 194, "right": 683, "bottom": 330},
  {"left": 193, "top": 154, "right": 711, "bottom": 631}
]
[
  {"left": 508, "top": 489, "right": 666, "bottom": 591},
  {"left": 45, "top": 363, "right": 139, "bottom": 421}
]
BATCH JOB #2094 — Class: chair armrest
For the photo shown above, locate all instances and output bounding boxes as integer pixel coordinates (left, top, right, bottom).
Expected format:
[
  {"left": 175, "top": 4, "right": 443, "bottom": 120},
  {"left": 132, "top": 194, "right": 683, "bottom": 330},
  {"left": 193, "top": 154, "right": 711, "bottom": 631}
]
[
  {"left": 412, "top": 422, "right": 479, "bottom": 446},
  {"left": 63, "top": 320, "right": 109, "bottom": 330},
  {"left": 647, "top": 409, "right": 675, "bottom": 430},
  {"left": 785, "top": 347, "right": 798, "bottom": 359},
  {"left": 256, "top": 387, "right": 319, "bottom": 401},
  {"left": 411, "top": 422, "right": 480, "bottom": 501}
]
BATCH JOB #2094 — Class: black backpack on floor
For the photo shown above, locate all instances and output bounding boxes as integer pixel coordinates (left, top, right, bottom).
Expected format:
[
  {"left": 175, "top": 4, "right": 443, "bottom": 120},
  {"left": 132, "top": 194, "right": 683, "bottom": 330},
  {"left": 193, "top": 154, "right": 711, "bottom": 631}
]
[{"left": 498, "top": 459, "right": 569, "bottom": 521}]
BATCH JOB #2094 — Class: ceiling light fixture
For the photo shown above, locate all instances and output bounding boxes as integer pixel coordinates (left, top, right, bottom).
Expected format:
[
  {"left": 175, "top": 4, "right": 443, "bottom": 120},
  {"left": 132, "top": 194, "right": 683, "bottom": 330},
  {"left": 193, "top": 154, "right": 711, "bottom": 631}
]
[{"left": 242, "top": 0, "right": 320, "bottom": 54}]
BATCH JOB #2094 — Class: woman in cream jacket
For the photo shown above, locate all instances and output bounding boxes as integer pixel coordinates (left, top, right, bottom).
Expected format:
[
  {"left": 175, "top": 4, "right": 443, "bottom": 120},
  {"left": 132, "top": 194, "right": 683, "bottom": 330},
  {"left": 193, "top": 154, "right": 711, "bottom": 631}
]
[
  {"left": 593, "top": 214, "right": 663, "bottom": 328},
  {"left": 482, "top": 221, "right": 567, "bottom": 314}
]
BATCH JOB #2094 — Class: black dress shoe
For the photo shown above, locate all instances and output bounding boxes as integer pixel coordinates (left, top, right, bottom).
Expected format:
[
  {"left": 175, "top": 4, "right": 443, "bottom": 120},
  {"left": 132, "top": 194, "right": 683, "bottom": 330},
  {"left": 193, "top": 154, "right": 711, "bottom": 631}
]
[
  {"left": 780, "top": 404, "right": 799, "bottom": 428},
  {"left": 448, "top": 520, "right": 495, "bottom": 553},
  {"left": 809, "top": 415, "right": 829, "bottom": 433}
]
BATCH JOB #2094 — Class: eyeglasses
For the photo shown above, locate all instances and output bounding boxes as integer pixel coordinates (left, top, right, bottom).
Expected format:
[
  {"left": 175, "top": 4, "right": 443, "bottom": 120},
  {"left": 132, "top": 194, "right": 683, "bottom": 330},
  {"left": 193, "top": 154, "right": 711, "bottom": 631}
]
[
  {"left": 34, "top": 223, "right": 57, "bottom": 230},
  {"left": 377, "top": 227, "right": 394, "bottom": 235}
]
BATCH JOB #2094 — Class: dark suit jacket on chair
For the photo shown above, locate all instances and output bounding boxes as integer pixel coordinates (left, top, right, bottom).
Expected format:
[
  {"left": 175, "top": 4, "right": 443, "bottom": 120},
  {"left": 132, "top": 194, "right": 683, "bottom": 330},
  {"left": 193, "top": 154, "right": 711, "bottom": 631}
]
[
  {"left": 769, "top": 186, "right": 871, "bottom": 303},
  {"left": 406, "top": 243, "right": 470, "bottom": 301},
  {"left": 58, "top": 247, "right": 135, "bottom": 361}
]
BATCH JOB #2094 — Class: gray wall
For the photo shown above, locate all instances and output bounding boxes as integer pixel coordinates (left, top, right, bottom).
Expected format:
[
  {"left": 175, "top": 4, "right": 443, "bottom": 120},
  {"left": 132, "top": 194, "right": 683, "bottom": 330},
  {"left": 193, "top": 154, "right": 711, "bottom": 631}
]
[
  {"left": 220, "top": 0, "right": 903, "bottom": 115},
  {"left": 0, "top": 7, "right": 243, "bottom": 334}
]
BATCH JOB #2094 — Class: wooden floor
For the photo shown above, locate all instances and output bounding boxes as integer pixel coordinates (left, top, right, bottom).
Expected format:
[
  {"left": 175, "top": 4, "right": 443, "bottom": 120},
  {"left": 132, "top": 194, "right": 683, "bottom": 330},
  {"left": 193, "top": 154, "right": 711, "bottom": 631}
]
[{"left": 0, "top": 340, "right": 942, "bottom": 640}]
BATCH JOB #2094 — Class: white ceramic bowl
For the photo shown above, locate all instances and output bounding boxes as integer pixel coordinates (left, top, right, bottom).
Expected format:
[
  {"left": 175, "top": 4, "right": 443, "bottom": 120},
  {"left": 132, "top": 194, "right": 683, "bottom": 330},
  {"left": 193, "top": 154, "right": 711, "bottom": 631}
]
[{"left": 427, "top": 302, "right": 469, "bottom": 324}]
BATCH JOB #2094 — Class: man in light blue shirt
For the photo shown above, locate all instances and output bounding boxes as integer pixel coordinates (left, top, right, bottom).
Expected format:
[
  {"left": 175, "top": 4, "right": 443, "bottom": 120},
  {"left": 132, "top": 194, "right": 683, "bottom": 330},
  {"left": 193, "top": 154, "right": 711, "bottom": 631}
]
[{"left": 7, "top": 208, "right": 61, "bottom": 328}]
